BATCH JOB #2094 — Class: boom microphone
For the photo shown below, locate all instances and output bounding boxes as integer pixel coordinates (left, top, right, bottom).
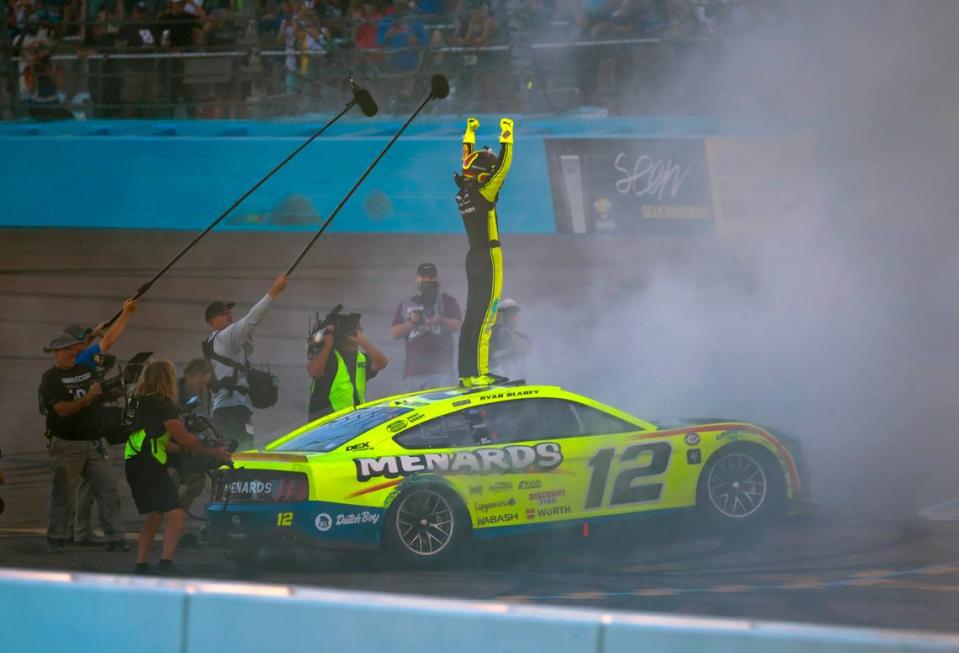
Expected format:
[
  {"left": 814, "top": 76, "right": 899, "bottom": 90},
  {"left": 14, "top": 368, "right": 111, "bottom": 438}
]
[
  {"left": 99, "top": 81, "right": 378, "bottom": 328},
  {"left": 285, "top": 72, "right": 452, "bottom": 275},
  {"left": 430, "top": 74, "right": 450, "bottom": 99},
  {"left": 351, "top": 79, "right": 378, "bottom": 117}
]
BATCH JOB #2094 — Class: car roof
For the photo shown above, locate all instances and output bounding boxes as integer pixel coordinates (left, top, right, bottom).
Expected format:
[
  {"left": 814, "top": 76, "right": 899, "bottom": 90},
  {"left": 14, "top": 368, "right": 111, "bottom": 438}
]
[{"left": 373, "top": 382, "right": 566, "bottom": 409}]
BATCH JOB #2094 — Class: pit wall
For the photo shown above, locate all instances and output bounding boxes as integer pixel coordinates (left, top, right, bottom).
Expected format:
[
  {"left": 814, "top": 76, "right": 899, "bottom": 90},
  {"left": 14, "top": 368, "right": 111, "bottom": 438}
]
[
  {"left": 2, "top": 568, "right": 957, "bottom": 653},
  {"left": 0, "top": 116, "right": 815, "bottom": 238}
]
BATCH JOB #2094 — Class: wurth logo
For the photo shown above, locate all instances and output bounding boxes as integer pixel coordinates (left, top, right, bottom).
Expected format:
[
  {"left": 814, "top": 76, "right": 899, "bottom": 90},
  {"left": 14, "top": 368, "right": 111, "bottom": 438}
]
[{"left": 535, "top": 506, "right": 572, "bottom": 518}]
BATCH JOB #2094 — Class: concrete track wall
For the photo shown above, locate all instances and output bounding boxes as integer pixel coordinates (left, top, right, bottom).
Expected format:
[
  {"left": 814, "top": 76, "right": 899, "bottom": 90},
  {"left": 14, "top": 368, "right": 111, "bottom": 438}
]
[{"left": 0, "top": 228, "right": 694, "bottom": 455}]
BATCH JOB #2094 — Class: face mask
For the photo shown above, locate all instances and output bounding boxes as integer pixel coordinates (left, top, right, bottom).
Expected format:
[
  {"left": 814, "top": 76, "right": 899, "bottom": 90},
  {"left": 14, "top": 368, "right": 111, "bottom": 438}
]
[{"left": 417, "top": 280, "right": 439, "bottom": 305}]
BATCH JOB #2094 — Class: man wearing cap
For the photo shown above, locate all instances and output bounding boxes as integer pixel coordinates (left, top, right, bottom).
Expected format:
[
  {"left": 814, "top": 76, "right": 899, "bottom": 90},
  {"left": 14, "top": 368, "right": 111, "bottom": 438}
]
[
  {"left": 59, "top": 298, "right": 137, "bottom": 547},
  {"left": 39, "top": 333, "right": 126, "bottom": 553},
  {"left": 391, "top": 263, "right": 462, "bottom": 392},
  {"left": 204, "top": 274, "right": 288, "bottom": 451},
  {"left": 489, "top": 298, "right": 532, "bottom": 380}
]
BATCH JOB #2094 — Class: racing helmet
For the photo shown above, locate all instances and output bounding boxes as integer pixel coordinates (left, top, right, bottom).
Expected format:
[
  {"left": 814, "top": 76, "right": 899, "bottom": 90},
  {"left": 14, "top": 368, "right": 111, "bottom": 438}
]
[{"left": 462, "top": 147, "right": 498, "bottom": 184}]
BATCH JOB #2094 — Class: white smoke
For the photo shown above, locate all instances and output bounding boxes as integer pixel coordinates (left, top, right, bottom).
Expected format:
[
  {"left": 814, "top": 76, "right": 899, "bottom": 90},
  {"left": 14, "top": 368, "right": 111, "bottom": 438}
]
[{"left": 521, "top": 0, "right": 959, "bottom": 515}]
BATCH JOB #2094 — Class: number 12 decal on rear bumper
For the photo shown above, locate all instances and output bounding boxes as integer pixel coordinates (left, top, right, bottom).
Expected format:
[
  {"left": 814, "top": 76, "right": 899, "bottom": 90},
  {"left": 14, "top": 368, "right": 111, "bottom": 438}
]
[{"left": 585, "top": 443, "right": 672, "bottom": 509}]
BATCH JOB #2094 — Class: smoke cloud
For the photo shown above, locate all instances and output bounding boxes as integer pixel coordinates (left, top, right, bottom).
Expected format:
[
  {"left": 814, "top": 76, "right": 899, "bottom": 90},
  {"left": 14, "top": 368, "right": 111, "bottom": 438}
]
[{"left": 522, "top": 0, "right": 959, "bottom": 516}]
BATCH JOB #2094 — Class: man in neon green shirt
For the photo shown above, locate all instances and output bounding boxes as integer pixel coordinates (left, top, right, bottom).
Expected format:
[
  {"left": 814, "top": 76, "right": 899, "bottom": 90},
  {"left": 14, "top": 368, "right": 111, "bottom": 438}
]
[{"left": 306, "top": 313, "right": 388, "bottom": 421}]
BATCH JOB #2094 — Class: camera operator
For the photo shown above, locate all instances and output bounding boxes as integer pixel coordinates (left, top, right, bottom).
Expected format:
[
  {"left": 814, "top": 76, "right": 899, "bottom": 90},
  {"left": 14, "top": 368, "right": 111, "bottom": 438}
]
[
  {"left": 171, "top": 358, "right": 214, "bottom": 547},
  {"left": 60, "top": 298, "right": 138, "bottom": 547},
  {"left": 307, "top": 310, "right": 388, "bottom": 422},
  {"left": 39, "top": 332, "right": 126, "bottom": 553},
  {"left": 391, "top": 263, "right": 462, "bottom": 391},
  {"left": 204, "top": 274, "right": 289, "bottom": 452},
  {"left": 125, "top": 360, "right": 231, "bottom": 575}
]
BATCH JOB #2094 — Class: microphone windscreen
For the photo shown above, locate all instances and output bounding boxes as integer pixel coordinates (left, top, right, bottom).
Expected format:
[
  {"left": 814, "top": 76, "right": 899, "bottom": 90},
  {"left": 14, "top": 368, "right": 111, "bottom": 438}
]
[
  {"left": 430, "top": 74, "right": 450, "bottom": 99},
  {"left": 353, "top": 87, "right": 378, "bottom": 117}
]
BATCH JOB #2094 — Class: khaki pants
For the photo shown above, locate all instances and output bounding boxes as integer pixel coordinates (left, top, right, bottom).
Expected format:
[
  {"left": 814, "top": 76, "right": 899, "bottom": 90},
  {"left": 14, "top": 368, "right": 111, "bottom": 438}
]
[{"left": 47, "top": 438, "right": 124, "bottom": 542}]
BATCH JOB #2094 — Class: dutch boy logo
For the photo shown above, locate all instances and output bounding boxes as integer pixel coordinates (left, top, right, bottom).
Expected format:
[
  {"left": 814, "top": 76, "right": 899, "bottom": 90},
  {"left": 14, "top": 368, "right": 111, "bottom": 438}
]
[{"left": 314, "top": 513, "right": 333, "bottom": 532}]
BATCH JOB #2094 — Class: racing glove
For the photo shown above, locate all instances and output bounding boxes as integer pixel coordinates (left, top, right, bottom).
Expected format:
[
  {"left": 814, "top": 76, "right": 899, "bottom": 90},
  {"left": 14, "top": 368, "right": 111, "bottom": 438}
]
[
  {"left": 463, "top": 117, "right": 480, "bottom": 145},
  {"left": 499, "top": 117, "right": 514, "bottom": 144}
]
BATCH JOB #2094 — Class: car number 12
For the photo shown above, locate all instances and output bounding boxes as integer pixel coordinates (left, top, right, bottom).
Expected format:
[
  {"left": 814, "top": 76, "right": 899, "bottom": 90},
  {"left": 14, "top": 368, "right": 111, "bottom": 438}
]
[{"left": 585, "top": 442, "right": 672, "bottom": 509}]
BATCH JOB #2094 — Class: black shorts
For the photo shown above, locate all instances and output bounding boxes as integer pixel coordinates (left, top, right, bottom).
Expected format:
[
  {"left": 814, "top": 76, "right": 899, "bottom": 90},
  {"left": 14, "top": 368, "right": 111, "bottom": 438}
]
[{"left": 125, "top": 455, "right": 180, "bottom": 515}]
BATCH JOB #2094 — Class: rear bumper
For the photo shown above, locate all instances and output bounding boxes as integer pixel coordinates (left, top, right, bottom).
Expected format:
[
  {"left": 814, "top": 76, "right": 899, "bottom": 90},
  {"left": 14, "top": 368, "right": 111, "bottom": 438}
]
[{"left": 205, "top": 500, "right": 385, "bottom": 551}]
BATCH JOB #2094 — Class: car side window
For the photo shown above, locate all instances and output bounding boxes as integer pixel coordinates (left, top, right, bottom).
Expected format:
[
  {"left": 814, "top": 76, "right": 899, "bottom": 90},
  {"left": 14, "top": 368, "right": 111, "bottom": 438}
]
[
  {"left": 571, "top": 403, "right": 639, "bottom": 435},
  {"left": 475, "top": 398, "right": 585, "bottom": 443},
  {"left": 394, "top": 412, "right": 474, "bottom": 449},
  {"left": 535, "top": 399, "right": 586, "bottom": 438}
]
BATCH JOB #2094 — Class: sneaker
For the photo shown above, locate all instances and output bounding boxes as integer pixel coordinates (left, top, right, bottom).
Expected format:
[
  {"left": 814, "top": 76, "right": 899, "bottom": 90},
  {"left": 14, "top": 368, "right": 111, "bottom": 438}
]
[
  {"left": 459, "top": 374, "right": 508, "bottom": 388},
  {"left": 156, "top": 559, "right": 176, "bottom": 576},
  {"left": 133, "top": 563, "right": 150, "bottom": 575},
  {"left": 105, "top": 540, "right": 131, "bottom": 552},
  {"left": 46, "top": 537, "right": 66, "bottom": 553}
]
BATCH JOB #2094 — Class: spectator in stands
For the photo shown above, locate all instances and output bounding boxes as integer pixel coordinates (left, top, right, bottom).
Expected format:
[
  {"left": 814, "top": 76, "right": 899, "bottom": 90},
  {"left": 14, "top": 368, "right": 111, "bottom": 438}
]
[
  {"left": 117, "top": 1, "right": 158, "bottom": 117},
  {"left": 201, "top": 8, "right": 239, "bottom": 46},
  {"left": 13, "top": 13, "right": 51, "bottom": 98},
  {"left": 159, "top": 0, "right": 201, "bottom": 47},
  {"left": 376, "top": 0, "right": 428, "bottom": 72},
  {"left": 22, "top": 42, "right": 72, "bottom": 120},
  {"left": 451, "top": 0, "right": 496, "bottom": 104},
  {"left": 80, "top": 8, "right": 122, "bottom": 117},
  {"left": 451, "top": 0, "right": 495, "bottom": 47},
  {"left": 347, "top": 0, "right": 381, "bottom": 51},
  {"left": 391, "top": 263, "right": 462, "bottom": 392},
  {"left": 489, "top": 298, "right": 532, "bottom": 380},
  {"left": 183, "top": 0, "right": 205, "bottom": 17},
  {"left": 258, "top": 0, "right": 285, "bottom": 36}
]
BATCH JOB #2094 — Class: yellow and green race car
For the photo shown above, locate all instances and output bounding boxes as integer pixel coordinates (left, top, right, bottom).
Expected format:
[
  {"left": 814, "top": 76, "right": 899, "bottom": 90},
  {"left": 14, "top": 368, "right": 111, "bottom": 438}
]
[{"left": 206, "top": 383, "right": 809, "bottom": 565}]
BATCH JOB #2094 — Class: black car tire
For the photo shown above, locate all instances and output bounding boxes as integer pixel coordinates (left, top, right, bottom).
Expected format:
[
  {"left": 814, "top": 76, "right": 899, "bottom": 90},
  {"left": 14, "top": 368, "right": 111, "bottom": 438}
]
[
  {"left": 383, "top": 485, "right": 469, "bottom": 567},
  {"left": 697, "top": 443, "right": 786, "bottom": 530}
]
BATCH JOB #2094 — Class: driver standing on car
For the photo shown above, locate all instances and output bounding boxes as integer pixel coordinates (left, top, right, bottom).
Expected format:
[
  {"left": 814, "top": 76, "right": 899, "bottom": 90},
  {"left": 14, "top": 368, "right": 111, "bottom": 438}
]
[{"left": 454, "top": 116, "right": 514, "bottom": 387}]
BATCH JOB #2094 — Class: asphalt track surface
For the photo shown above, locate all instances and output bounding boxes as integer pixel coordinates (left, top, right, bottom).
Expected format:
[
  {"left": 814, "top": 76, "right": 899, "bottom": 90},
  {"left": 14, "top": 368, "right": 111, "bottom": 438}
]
[{"left": 3, "top": 452, "right": 959, "bottom": 635}]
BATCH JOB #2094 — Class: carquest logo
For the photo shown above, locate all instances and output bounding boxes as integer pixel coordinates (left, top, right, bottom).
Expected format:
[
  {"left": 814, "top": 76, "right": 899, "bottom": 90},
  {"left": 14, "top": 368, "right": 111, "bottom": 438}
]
[{"left": 315, "top": 513, "right": 333, "bottom": 532}]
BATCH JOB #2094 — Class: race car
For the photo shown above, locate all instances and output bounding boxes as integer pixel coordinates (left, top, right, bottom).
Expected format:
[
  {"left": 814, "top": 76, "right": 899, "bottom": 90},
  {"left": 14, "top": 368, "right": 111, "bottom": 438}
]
[{"left": 206, "top": 383, "right": 809, "bottom": 565}]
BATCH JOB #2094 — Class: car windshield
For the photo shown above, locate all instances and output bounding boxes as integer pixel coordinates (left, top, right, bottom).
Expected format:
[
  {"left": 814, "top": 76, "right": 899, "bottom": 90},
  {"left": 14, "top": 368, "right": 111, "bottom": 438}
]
[{"left": 273, "top": 405, "right": 412, "bottom": 453}]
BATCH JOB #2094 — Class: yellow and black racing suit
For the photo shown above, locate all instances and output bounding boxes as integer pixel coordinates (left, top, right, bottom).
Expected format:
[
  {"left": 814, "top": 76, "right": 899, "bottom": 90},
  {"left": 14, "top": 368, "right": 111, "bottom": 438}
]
[{"left": 455, "top": 118, "right": 514, "bottom": 385}]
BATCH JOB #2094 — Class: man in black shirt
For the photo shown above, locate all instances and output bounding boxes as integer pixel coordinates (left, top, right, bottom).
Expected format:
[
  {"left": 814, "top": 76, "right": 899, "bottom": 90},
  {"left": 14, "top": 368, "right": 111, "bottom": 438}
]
[
  {"left": 117, "top": 1, "right": 159, "bottom": 117},
  {"left": 39, "top": 332, "right": 127, "bottom": 552}
]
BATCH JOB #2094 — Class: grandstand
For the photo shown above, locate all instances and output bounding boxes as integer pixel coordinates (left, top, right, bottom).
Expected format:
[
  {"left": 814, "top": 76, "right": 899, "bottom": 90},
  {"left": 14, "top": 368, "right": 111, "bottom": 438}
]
[{"left": 1, "top": 0, "right": 786, "bottom": 118}]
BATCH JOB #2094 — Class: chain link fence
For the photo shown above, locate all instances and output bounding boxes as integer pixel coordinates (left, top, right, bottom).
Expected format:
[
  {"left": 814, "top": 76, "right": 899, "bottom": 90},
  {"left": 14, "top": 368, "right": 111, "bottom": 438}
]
[{"left": 0, "top": 14, "right": 724, "bottom": 120}]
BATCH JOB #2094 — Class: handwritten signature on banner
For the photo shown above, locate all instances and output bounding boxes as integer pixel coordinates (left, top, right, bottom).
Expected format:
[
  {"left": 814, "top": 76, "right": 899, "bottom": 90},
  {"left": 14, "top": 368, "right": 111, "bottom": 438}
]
[{"left": 613, "top": 152, "right": 691, "bottom": 201}]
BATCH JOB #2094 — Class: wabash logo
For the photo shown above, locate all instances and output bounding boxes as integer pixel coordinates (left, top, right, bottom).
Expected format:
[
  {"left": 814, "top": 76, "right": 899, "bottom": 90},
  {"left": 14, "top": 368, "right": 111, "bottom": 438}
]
[
  {"left": 476, "top": 513, "right": 518, "bottom": 526},
  {"left": 354, "top": 443, "right": 563, "bottom": 482}
]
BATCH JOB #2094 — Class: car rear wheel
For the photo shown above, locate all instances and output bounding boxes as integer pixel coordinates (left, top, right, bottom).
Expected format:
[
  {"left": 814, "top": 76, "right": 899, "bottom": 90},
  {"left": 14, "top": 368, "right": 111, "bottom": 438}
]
[
  {"left": 697, "top": 445, "right": 785, "bottom": 529},
  {"left": 383, "top": 486, "right": 467, "bottom": 566}
]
